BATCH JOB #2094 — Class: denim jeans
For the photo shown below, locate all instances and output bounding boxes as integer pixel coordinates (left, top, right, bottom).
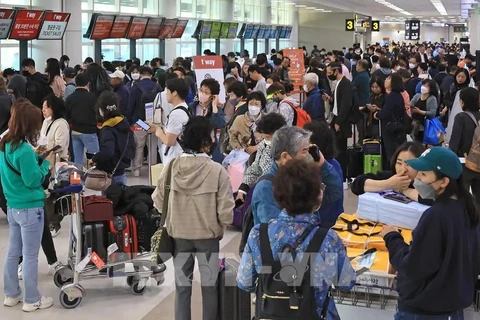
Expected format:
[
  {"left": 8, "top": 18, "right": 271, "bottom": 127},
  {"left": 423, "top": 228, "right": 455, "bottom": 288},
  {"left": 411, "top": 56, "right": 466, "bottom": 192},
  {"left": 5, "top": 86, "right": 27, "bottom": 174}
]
[
  {"left": 394, "top": 310, "right": 464, "bottom": 320},
  {"left": 4, "top": 207, "right": 44, "bottom": 303},
  {"left": 72, "top": 133, "right": 99, "bottom": 165}
]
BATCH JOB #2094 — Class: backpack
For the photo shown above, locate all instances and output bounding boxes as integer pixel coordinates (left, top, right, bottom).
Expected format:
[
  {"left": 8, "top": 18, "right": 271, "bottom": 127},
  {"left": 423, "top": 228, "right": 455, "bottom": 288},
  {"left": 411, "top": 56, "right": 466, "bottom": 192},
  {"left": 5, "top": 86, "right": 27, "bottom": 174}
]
[
  {"left": 165, "top": 106, "right": 192, "bottom": 151},
  {"left": 26, "top": 76, "right": 53, "bottom": 107},
  {"left": 239, "top": 174, "right": 274, "bottom": 255},
  {"left": 464, "top": 112, "right": 480, "bottom": 172},
  {"left": 256, "top": 223, "right": 330, "bottom": 320},
  {"left": 135, "top": 82, "right": 162, "bottom": 121},
  {"left": 283, "top": 100, "right": 311, "bottom": 128}
]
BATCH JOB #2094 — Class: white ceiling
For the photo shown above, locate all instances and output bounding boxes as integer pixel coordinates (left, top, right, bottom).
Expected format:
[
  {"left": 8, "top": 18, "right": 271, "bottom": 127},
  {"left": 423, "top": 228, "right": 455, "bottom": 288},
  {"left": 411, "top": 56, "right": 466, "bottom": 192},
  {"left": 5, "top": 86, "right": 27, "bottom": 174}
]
[{"left": 288, "top": 0, "right": 477, "bottom": 23}]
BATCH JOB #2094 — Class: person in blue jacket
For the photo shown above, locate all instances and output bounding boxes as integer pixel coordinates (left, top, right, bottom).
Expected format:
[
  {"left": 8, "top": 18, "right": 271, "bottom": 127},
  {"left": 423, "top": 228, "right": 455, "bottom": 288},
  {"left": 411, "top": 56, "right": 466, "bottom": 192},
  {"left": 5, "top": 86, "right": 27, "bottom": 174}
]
[
  {"left": 303, "top": 73, "right": 325, "bottom": 121},
  {"left": 251, "top": 126, "right": 343, "bottom": 225},
  {"left": 188, "top": 78, "right": 226, "bottom": 163},
  {"left": 380, "top": 147, "right": 480, "bottom": 320}
]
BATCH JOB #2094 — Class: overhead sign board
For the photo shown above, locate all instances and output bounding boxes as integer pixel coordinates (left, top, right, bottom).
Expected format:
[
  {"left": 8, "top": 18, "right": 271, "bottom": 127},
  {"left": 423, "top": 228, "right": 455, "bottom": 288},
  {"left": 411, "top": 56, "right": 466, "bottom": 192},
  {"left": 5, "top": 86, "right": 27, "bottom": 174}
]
[
  {"left": 10, "top": 10, "right": 45, "bottom": 40},
  {"left": 109, "top": 15, "right": 131, "bottom": 38},
  {"left": 371, "top": 20, "right": 380, "bottom": 32},
  {"left": 0, "top": 9, "right": 15, "bottom": 39},
  {"left": 158, "top": 18, "right": 177, "bottom": 39},
  {"left": 90, "top": 15, "right": 115, "bottom": 40},
  {"left": 126, "top": 17, "right": 148, "bottom": 39},
  {"left": 405, "top": 20, "right": 420, "bottom": 41},
  {"left": 345, "top": 19, "right": 355, "bottom": 31},
  {"left": 144, "top": 17, "right": 163, "bottom": 38},
  {"left": 38, "top": 12, "right": 70, "bottom": 40}
]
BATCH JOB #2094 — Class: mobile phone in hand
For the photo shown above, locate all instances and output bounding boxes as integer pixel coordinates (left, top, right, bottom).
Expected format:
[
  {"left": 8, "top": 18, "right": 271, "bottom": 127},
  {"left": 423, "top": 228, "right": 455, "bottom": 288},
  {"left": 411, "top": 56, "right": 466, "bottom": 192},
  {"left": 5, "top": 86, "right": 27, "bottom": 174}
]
[
  {"left": 136, "top": 119, "right": 151, "bottom": 131},
  {"left": 308, "top": 145, "right": 321, "bottom": 162},
  {"left": 40, "top": 145, "right": 62, "bottom": 159}
]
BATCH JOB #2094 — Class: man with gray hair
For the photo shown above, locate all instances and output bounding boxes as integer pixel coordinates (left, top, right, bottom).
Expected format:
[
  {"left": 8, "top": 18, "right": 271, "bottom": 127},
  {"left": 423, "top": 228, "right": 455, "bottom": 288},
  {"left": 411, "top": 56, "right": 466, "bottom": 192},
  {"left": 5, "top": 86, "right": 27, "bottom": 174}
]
[
  {"left": 303, "top": 73, "right": 325, "bottom": 121},
  {"left": 251, "top": 126, "right": 343, "bottom": 225}
]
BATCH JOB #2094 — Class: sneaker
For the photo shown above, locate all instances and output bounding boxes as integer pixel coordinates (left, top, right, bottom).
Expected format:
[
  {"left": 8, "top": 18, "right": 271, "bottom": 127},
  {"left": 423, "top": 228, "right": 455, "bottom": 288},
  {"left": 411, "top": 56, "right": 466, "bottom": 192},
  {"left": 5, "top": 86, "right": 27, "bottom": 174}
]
[
  {"left": 4, "top": 295, "right": 22, "bottom": 307},
  {"left": 48, "top": 261, "right": 63, "bottom": 275},
  {"left": 22, "top": 296, "right": 53, "bottom": 312},
  {"left": 49, "top": 225, "right": 61, "bottom": 238},
  {"left": 17, "top": 263, "right": 22, "bottom": 280},
  {"left": 133, "top": 170, "right": 140, "bottom": 177}
]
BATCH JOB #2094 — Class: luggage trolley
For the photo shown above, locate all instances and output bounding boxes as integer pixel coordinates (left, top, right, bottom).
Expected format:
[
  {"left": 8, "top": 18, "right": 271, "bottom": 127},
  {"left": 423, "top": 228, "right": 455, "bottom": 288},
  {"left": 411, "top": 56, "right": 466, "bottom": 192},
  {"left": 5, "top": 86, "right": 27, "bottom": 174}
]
[{"left": 50, "top": 184, "right": 166, "bottom": 309}]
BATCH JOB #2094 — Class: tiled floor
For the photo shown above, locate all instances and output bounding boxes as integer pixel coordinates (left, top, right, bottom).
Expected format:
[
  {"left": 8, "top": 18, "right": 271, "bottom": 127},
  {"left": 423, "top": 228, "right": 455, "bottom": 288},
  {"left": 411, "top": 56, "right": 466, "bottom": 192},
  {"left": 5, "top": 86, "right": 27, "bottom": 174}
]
[{"left": 0, "top": 171, "right": 478, "bottom": 320}]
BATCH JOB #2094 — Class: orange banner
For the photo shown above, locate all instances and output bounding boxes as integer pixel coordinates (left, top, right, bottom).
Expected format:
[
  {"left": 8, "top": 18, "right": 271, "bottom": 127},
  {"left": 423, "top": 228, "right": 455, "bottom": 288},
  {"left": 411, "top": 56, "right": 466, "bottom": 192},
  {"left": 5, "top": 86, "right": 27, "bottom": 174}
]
[{"left": 283, "top": 48, "right": 305, "bottom": 94}]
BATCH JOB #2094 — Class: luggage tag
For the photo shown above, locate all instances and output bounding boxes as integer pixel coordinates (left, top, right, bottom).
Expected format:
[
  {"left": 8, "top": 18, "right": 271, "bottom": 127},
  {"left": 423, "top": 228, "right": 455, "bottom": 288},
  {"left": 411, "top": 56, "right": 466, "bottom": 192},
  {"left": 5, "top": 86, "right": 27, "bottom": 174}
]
[
  {"left": 76, "top": 253, "right": 91, "bottom": 273},
  {"left": 91, "top": 251, "right": 105, "bottom": 269},
  {"left": 107, "top": 243, "right": 119, "bottom": 256}
]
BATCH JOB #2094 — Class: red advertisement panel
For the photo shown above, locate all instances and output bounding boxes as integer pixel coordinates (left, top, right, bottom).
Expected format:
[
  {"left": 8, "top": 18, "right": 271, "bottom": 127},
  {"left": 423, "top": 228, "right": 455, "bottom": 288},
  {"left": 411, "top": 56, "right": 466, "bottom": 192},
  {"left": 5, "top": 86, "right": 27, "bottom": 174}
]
[
  {"left": 170, "top": 20, "right": 187, "bottom": 39},
  {"left": 0, "top": 9, "right": 15, "bottom": 40},
  {"left": 109, "top": 15, "right": 131, "bottom": 38},
  {"left": 91, "top": 15, "right": 115, "bottom": 40},
  {"left": 144, "top": 18, "right": 163, "bottom": 38},
  {"left": 283, "top": 49, "right": 305, "bottom": 94},
  {"left": 10, "top": 10, "right": 45, "bottom": 40},
  {"left": 126, "top": 17, "right": 148, "bottom": 39},
  {"left": 158, "top": 19, "right": 177, "bottom": 39},
  {"left": 37, "top": 12, "right": 70, "bottom": 40}
]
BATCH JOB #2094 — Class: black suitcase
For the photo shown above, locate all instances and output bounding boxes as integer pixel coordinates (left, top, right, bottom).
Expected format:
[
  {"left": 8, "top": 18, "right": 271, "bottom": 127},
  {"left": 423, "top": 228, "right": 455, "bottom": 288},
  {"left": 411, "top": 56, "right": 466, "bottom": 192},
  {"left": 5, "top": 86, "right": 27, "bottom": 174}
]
[
  {"left": 137, "top": 209, "right": 162, "bottom": 252},
  {"left": 83, "top": 222, "right": 108, "bottom": 263},
  {"left": 347, "top": 127, "right": 363, "bottom": 179},
  {"left": 218, "top": 259, "right": 251, "bottom": 320}
]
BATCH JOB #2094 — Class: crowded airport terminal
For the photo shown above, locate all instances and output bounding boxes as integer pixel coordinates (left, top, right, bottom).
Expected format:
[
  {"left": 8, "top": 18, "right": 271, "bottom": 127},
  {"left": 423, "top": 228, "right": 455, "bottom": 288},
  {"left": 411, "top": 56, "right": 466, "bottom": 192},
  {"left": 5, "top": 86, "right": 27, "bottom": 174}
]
[{"left": 0, "top": 0, "right": 478, "bottom": 319}]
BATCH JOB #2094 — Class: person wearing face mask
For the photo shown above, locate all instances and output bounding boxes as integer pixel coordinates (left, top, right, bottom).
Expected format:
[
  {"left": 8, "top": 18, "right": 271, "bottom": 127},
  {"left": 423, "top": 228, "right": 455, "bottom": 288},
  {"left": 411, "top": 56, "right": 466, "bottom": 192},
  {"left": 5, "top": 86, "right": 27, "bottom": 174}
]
[
  {"left": 303, "top": 73, "right": 325, "bottom": 121},
  {"left": 229, "top": 91, "right": 265, "bottom": 154},
  {"left": 188, "top": 78, "right": 225, "bottom": 163},
  {"left": 266, "top": 82, "right": 297, "bottom": 126},
  {"left": 147, "top": 78, "right": 191, "bottom": 166},
  {"left": 90, "top": 92, "right": 134, "bottom": 193},
  {"left": 236, "top": 113, "right": 286, "bottom": 203},
  {"left": 408, "top": 56, "right": 420, "bottom": 78},
  {"left": 152, "top": 116, "right": 234, "bottom": 320},
  {"left": 126, "top": 65, "right": 140, "bottom": 89},
  {"left": 410, "top": 79, "right": 438, "bottom": 142},
  {"left": 108, "top": 70, "right": 129, "bottom": 116},
  {"left": 380, "top": 147, "right": 480, "bottom": 320}
]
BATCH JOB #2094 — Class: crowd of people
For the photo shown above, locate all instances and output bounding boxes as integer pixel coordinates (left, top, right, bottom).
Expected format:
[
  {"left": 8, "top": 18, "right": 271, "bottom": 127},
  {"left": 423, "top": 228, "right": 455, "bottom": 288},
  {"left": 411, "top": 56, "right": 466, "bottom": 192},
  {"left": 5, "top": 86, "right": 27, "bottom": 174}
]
[{"left": 0, "top": 40, "right": 478, "bottom": 319}]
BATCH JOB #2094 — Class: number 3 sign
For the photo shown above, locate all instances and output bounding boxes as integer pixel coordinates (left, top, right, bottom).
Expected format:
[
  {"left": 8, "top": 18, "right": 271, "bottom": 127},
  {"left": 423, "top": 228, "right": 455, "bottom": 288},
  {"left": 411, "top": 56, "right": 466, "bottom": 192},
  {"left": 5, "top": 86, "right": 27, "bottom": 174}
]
[
  {"left": 345, "top": 19, "right": 355, "bottom": 31},
  {"left": 372, "top": 20, "right": 380, "bottom": 32}
]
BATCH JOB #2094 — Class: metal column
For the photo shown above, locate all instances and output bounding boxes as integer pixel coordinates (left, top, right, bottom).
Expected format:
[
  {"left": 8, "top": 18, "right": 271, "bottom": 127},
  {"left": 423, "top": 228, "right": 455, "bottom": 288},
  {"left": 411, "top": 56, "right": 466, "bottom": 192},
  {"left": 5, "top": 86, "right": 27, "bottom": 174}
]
[
  {"left": 130, "top": 39, "right": 136, "bottom": 59},
  {"left": 196, "top": 39, "right": 202, "bottom": 56},
  {"left": 19, "top": 40, "right": 28, "bottom": 70},
  {"left": 265, "top": 39, "right": 269, "bottom": 54},
  {"left": 159, "top": 39, "right": 166, "bottom": 60},
  {"left": 215, "top": 39, "right": 220, "bottom": 55},
  {"left": 240, "top": 38, "right": 245, "bottom": 55},
  {"left": 253, "top": 39, "right": 258, "bottom": 56},
  {"left": 94, "top": 40, "right": 102, "bottom": 63},
  {"left": 276, "top": 38, "right": 280, "bottom": 52}
]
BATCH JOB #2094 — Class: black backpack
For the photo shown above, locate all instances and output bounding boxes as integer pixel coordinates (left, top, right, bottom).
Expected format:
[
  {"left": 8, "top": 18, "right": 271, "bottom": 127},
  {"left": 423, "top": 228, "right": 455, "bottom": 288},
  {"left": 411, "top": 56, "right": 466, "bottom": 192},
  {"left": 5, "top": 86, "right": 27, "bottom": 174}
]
[
  {"left": 135, "top": 82, "right": 162, "bottom": 121},
  {"left": 256, "top": 223, "right": 331, "bottom": 320},
  {"left": 26, "top": 76, "right": 53, "bottom": 108}
]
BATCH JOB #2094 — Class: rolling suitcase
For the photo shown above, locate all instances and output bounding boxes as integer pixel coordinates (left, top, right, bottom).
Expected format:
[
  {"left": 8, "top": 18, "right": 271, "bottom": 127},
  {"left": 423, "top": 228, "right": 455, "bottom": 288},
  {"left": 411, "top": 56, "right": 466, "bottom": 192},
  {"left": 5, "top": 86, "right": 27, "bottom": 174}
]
[
  {"left": 218, "top": 258, "right": 251, "bottom": 320},
  {"left": 83, "top": 222, "right": 108, "bottom": 263},
  {"left": 137, "top": 209, "right": 162, "bottom": 251},
  {"left": 363, "top": 139, "right": 382, "bottom": 175},
  {"left": 108, "top": 215, "right": 139, "bottom": 261},
  {"left": 347, "top": 125, "right": 363, "bottom": 179}
]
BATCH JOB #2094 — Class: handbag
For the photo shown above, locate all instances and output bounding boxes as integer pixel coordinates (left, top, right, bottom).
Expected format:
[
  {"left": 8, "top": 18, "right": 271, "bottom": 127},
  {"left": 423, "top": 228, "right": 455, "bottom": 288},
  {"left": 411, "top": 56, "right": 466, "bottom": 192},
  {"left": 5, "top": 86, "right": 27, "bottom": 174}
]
[
  {"left": 423, "top": 117, "right": 445, "bottom": 145},
  {"left": 150, "top": 159, "right": 175, "bottom": 264},
  {"left": 84, "top": 133, "right": 130, "bottom": 191},
  {"left": 153, "top": 94, "right": 163, "bottom": 125}
]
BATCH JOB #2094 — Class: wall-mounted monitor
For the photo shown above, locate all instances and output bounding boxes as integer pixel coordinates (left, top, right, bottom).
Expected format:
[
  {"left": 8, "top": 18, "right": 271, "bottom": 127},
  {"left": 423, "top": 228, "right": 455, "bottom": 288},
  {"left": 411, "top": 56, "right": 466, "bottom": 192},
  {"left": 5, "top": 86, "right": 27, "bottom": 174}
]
[
  {"left": 200, "top": 21, "right": 212, "bottom": 39},
  {"left": 251, "top": 24, "right": 260, "bottom": 39},
  {"left": 0, "top": 9, "right": 15, "bottom": 40},
  {"left": 267, "top": 26, "right": 277, "bottom": 39},
  {"left": 37, "top": 12, "right": 70, "bottom": 40},
  {"left": 158, "top": 18, "right": 177, "bottom": 39},
  {"left": 109, "top": 15, "right": 131, "bottom": 38},
  {"left": 236, "top": 23, "right": 246, "bottom": 39},
  {"left": 126, "top": 17, "right": 148, "bottom": 39},
  {"left": 279, "top": 26, "right": 287, "bottom": 38},
  {"left": 143, "top": 17, "right": 164, "bottom": 38},
  {"left": 227, "top": 22, "right": 238, "bottom": 39},
  {"left": 171, "top": 19, "right": 187, "bottom": 39},
  {"left": 209, "top": 21, "right": 222, "bottom": 39},
  {"left": 10, "top": 9, "right": 45, "bottom": 40},
  {"left": 243, "top": 24, "right": 254, "bottom": 39},
  {"left": 256, "top": 25, "right": 266, "bottom": 39},
  {"left": 285, "top": 26, "right": 292, "bottom": 39},
  {"left": 219, "top": 22, "right": 230, "bottom": 39},
  {"left": 192, "top": 20, "right": 203, "bottom": 39}
]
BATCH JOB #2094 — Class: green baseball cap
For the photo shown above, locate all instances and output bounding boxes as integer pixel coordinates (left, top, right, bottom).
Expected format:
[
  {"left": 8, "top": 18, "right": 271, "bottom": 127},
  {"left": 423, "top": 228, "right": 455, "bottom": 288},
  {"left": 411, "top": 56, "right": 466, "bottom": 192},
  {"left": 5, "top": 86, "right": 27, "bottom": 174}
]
[{"left": 406, "top": 147, "right": 463, "bottom": 179}]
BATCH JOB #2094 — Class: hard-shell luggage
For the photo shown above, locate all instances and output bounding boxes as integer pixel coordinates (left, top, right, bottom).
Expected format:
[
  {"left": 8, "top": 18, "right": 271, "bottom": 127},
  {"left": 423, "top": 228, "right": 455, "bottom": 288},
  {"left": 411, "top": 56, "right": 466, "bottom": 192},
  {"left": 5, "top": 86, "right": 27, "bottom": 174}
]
[
  {"left": 364, "top": 154, "right": 382, "bottom": 175},
  {"left": 108, "top": 215, "right": 139, "bottom": 261},
  {"left": 347, "top": 126, "right": 363, "bottom": 179},
  {"left": 218, "top": 258, "right": 251, "bottom": 320},
  {"left": 137, "top": 209, "right": 162, "bottom": 251},
  {"left": 83, "top": 195, "right": 114, "bottom": 223},
  {"left": 83, "top": 222, "right": 108, "bottom": 263}
]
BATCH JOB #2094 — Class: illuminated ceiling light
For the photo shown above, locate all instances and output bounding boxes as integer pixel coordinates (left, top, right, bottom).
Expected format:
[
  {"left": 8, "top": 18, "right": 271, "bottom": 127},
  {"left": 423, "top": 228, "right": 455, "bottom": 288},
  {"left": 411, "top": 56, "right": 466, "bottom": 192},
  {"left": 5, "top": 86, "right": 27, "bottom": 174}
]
[
  {"left": 314, "top": 8, "right": 324, "bottom": 11},
  {"left": 305, "top": 6, "right": 316, "bottom": 9},
  {"left": 323, "top": 10, "right": 332, "bottom": 12},
  {"left": 295, "top": 4, "right": 306, "bottom": 7},
  {"left": 430, "top": 0, "right": 448, "bottom": 15}
]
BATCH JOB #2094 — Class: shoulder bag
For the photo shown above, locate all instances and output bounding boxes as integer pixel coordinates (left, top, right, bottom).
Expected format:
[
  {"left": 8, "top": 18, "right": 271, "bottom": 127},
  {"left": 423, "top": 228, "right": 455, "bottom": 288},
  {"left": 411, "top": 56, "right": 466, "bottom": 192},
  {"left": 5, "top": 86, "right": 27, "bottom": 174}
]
[
  {"left": 3, "top": 148, "right": 51, "bottom": 190},
  {"left": 84, "top": 132, "right": 130, "bottom": 191},
  {"left": 150, "top": 159, "right": 175, "bottom": 264}
]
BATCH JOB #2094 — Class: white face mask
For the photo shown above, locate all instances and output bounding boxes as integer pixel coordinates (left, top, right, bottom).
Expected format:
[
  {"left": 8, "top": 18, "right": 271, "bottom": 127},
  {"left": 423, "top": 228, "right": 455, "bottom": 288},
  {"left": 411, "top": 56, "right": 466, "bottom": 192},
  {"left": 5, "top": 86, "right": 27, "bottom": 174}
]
[
  {"left": 198, "top": 92, "right": 211, "bottom": 104},
  {"left": 248, "top": 105, "right": 261, "bottom": 116},
  {"left": 409, "top": 63, "right": 416, "bottom": 70},
  {"left": 131, "top": 73, "right": 140, "bottom": 80},
  {"left": 303, "top": 84, "right": 309, "bottom": 92},
  {"left": 264, "top": 139, "right": 272, "bottom": 146},
  {"left": 355, "top": 50, "right": 361, "bottom": 55},
  {"left": 421, "top": 86, "right": 429, "bottom": 94},
  {"left": 266, "top": 83, "right": 271, "bottom": 89}
]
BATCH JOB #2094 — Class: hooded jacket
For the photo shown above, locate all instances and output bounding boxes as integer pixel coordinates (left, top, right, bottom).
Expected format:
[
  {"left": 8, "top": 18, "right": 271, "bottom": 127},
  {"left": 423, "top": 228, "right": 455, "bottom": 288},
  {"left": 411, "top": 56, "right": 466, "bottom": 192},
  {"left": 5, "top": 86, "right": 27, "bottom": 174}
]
[
  {"left": 152, "top": 155, "right": 234, "bottom": 240},
  {"left": 372, "top": 68, "right": 392, "bottom": 82},
  {"left": 26, "top": 72, "right": 51, "bottom": 108},
  {"left": 92, "top": 116, "right": 134, "bottom": 176}
]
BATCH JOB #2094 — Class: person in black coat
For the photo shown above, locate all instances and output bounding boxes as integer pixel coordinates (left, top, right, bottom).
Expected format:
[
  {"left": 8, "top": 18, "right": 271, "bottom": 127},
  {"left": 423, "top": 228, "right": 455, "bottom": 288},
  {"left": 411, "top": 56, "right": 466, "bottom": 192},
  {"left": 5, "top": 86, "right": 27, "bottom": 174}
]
[
  {"left": 0, "top": 76, "right": 12, "bottom": 134},
  {"left": 374, "top": 74, "right": 407, "bottom": 163},
  {"left": 326, "top": 61, "right": 353, "bottom": 180}
]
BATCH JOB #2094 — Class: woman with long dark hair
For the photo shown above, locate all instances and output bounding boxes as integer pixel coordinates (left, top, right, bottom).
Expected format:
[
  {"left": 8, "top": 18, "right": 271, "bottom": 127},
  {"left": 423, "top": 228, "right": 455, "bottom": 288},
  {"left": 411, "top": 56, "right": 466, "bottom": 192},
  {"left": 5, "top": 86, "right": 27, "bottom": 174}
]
[
  {"left": 59, "top": 55, "right": 70, "bottom": 72},
  {"left": 1, "top": 100, "right": 55, "bottom": 312},
  {"left": 45, "top": 58, "right": 65, "bottom": 98},
  {"left": 366, "top": 77, "right": 386, "bottom": 139},
  {"left": 381, "top": 147, "right": 480, "bottom": 320},
  {"left": 445, "top": 68, "right": 470, "bottom": 142}
]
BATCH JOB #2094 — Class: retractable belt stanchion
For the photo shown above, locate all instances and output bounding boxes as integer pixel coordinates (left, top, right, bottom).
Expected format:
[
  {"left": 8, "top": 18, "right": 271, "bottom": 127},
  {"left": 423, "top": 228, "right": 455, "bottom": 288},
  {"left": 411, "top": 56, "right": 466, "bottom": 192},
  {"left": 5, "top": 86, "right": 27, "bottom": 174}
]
[{"left": 148, "top": 133, "right": 152, "bottom": 186}]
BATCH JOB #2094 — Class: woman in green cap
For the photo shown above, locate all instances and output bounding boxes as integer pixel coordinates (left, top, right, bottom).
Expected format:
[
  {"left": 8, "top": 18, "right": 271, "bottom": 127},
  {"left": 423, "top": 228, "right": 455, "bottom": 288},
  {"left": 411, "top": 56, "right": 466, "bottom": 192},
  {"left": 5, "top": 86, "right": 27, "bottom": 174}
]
[{"left": 379, "top": 147, "right": 480, "bottom": 320}]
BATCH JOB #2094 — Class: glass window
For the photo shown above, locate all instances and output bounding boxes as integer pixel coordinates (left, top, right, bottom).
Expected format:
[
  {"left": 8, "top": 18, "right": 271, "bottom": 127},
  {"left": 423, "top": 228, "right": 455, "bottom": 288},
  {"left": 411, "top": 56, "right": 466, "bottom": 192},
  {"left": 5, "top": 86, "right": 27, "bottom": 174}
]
[
  {"left": 0, "top": 0, "right": 30, "bottom": 5},
  {"left": 93, "top": 0, "right": 118, "bottom": 12},
  {"left": 179, "top": 0, "right": 194, "bottom": 18},
  {"left": 82, "top": 0, "right": 93, "bottom": 10},
  {"left": 120, "top": 0, "right": 140, "bottom": 13},
  {"left": 0, "top": 45, "right": 20, "bottom": 70},
  {"left": 137, "top": 40, "right": 159, "bottom": 62},
  {"left": 143, "top": 0, "right": 159, "bottom": 15}
]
